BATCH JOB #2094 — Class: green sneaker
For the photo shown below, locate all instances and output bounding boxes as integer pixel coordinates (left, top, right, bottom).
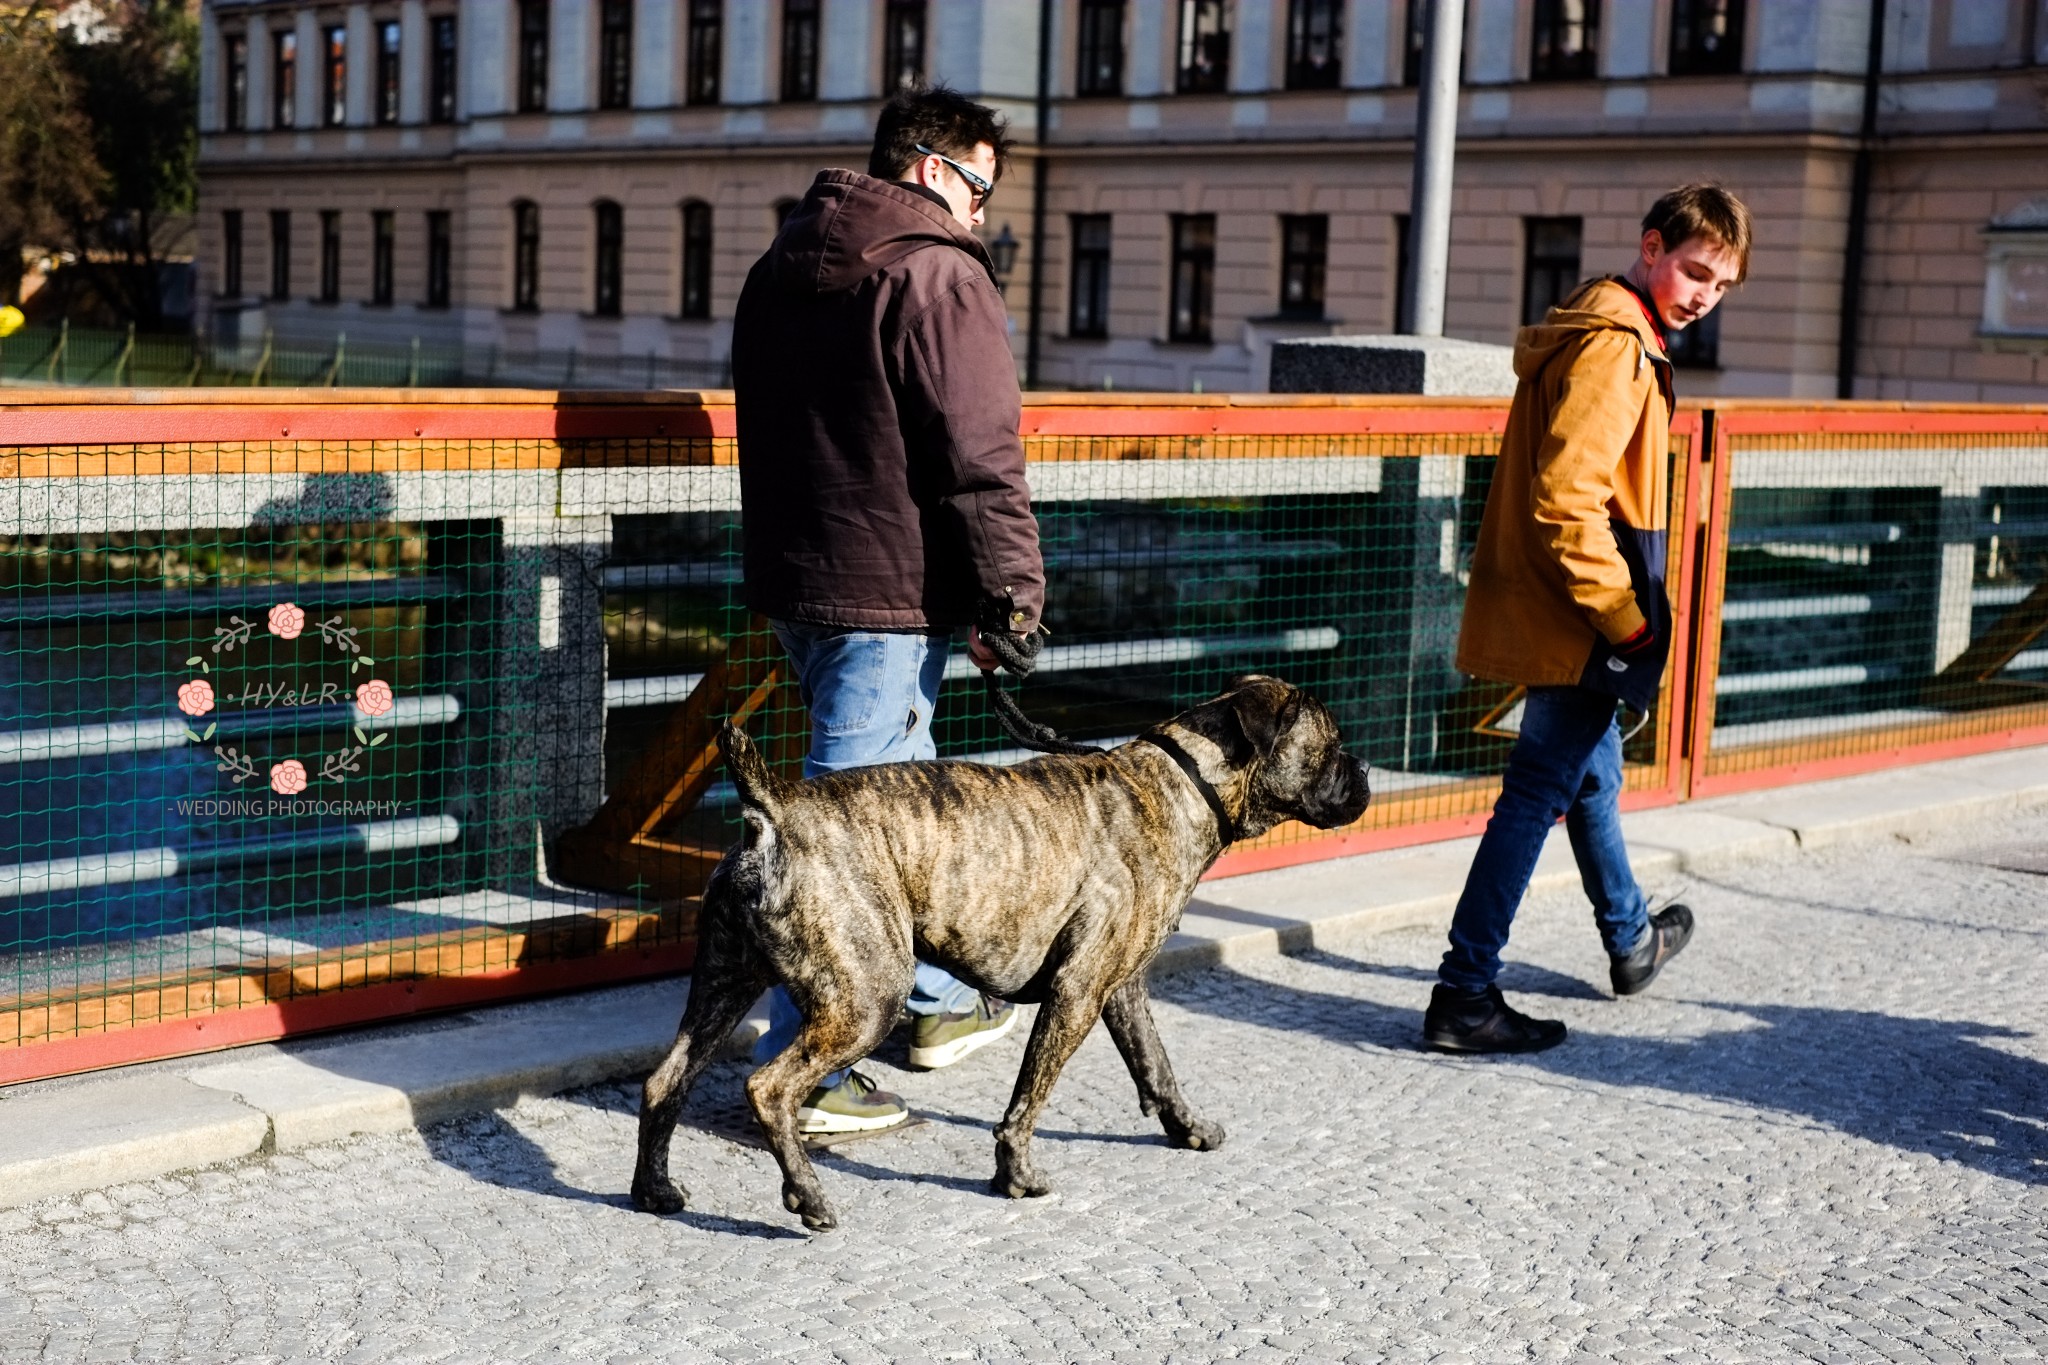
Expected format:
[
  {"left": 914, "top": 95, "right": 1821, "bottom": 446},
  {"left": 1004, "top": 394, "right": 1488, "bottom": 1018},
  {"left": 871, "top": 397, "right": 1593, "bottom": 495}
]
[
  {"left": 795, "top": 1069, "right": 910, "bottom": 1135},
  {"left": 908, "top": 996, "right": 1018, "bottom": 1070}
]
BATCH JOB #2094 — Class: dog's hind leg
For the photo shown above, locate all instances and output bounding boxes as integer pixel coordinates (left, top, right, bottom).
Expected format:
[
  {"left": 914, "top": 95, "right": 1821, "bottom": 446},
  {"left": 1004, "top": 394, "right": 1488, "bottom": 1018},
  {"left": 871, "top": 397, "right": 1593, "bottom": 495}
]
[
  {"left": 631, "top": 887, "right": 771, "bottom": 1216},
  {"left": 992, "top": 983, "right": 1109, "bottom": 1199},
  {"left": 1100, "top": 975, "right": 1225, "bottom": 1152}
]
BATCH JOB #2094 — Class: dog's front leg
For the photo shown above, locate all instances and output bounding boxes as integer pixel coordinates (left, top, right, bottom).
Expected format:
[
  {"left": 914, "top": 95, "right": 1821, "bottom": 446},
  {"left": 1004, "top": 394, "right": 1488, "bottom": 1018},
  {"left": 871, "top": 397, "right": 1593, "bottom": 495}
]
[
  {"left": 1101, "top": 975, "right": 1226, "bottom": 1152},
  {"left": 992, "top": 988, "right": 1103, "bottom": 1198}
]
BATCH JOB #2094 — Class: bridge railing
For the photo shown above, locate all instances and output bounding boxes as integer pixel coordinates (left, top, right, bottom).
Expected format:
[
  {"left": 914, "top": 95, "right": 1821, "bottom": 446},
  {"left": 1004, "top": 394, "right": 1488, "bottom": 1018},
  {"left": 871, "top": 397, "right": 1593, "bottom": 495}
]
[{"left": 0, "top": 389, "right": 2041, "bottom": 1081}]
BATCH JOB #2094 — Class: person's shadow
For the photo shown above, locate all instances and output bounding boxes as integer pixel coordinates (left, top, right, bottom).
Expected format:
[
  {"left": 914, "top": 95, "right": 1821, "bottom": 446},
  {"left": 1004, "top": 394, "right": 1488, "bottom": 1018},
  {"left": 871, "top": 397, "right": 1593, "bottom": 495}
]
[{"left": 1164, "top": 953, "right": 2048, "bottom": 1186}]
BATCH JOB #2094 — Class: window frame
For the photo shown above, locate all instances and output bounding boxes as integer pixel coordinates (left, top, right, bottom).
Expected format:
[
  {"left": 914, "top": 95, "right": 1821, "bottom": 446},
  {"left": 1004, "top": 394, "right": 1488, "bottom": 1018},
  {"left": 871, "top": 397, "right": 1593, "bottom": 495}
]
[
  {"left": 781, "top": 0, "right": 820, "bottom": 102},
  {"left": 269, "top": 210, "right": 291, "bottom": 300},
  {"left": 681, "top": 200, "right": 713, "bottom": 319},
  {"left": 318, "top": 210, "right": 343, "bottom": 302},
  {"left": 518, "top": 0, "right": 550, "bottom": 113},
  {"left": 429, "top": 15, "right": 459, "bottom": 122},
  {"left": 883, "top": 0, "right": 926, "bottom": 94},
  {"left": 512, "top": 200, "right": 541, "bottom": 312},
  {"left": 1278, "top": 213, "right": 1328, "bottom": 320},
  {"left": 1284, "top": 0, "right": 1343, "bottom": 91},
  {"left": 593, "top": 200, "right": 624, "bottom": 318},
  {"left": 1175, "top": 0, "right": 1231, "bottom": 95},
  {"left": 273, "top": 30, "right": 297, "bottom": 129},
  {"left": 1668, "top": 0, "right": 1743, "bottom": 76},
  {"left": 375, "top": 20, "right": 401, "bottom": 126},
  {"left": 1520, "top": 215, "right": 1584, "bottom": 326},
  {"left": 222, "top": 209, "right": 244, "bottom": 297},
  {"left": 1529, "top": 0, "right": 1600, "bottom": 82},
  {"left": 1076, "top": 0, "right": 1125, "bottom": 98},
  {"left": 1665, "top": 303, "right": 1721, "bottom": 368},
  {"left": 425, "top": 210, "right": 453, "bottom": 308},
  {"left": 371, "top": 210, "right": 395, "bottom": 305},
  {"left": 685, "top": 0, "right": 722, "bottom": 105},
  {"left": 322, "top": 25, "right": 347, "bottom": 127},
  {"left": 599, "top": 0, "right": 633, "bottom": 110},
  {"left": 1068, "top": 214, "right": 1112, "bottom": 339},
  {"left": 1168, "top": 212, "right": 1217, "bottom": 343},
  {"left": 224, "top": 32, "right": 248, "bottom": 131}
]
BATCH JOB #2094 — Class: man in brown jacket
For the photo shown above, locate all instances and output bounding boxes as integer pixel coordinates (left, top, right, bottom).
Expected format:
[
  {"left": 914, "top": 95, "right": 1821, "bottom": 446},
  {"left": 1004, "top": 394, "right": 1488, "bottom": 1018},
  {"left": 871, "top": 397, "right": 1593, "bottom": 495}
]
[
  {"left": 1424, "top": 185, "right": 1751, "bottom": 1054},
  {"left": 732, "top": 86, "right": 1045, "bottom": 1132}
]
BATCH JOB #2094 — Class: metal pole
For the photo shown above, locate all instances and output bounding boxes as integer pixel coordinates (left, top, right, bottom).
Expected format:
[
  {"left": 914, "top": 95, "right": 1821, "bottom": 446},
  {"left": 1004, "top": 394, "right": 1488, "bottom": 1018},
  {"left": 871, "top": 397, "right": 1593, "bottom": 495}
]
[
  {"left": 1024, "top": 0, "right": 1054, "bottom": 389},
  {"left": 1402, "top": 0, "right": 1464, "bottom": 337},
  {"left": 1835, "top": 0, "right": 1887, "bottom": 400}
]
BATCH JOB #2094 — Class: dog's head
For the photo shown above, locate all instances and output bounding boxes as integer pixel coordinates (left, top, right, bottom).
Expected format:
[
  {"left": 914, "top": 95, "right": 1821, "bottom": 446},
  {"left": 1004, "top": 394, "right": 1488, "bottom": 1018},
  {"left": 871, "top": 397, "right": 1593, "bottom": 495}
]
[{"left": 1170, "top": 674, "right": 1371, "bottom": 840}]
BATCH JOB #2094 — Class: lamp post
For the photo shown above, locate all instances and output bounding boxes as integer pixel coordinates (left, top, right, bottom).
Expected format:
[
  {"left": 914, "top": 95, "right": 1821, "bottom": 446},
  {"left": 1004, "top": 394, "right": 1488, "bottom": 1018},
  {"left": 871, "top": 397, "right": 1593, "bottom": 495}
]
[{"left": 988, "top": 223, "right": 1019, "bottom": 295}]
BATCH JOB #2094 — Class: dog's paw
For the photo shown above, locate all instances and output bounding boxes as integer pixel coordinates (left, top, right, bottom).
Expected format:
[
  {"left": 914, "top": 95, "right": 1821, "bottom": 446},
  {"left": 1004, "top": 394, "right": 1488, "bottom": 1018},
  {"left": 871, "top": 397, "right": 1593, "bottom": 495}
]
[
  {"left": 783, "top": 1182, "right": 838, "bottom": 1231},
  {"left": 630, "top": 1176, "right": 690, "bottom": 1215},
  {"left": 1167, "top": 1116, "right": 1226, "bottom": 1151},
  {"left": 992, "top": 1166, "right": 1053, "bottom": 1199}
]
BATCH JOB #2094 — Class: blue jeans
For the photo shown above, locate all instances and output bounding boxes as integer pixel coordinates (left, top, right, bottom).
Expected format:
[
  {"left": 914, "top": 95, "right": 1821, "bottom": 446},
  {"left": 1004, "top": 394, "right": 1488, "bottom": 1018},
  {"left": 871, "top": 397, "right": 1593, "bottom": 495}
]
[
  {"left": 752, "top": 621, "right": 982, "bottom": 1087},
  {"left": 1439, "top": 685, "right": 1651, "bottom": 992}
]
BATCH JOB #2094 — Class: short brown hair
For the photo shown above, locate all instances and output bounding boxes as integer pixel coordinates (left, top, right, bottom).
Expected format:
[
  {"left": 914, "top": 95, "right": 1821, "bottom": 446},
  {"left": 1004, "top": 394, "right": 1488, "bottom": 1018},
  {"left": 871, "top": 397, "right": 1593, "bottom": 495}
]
[
  {"left": 869, "top": 84, "right": 1015, "bottom": 184},
  {"left": 1643, "top": 183, "right": 1752, "bottom": 282}
]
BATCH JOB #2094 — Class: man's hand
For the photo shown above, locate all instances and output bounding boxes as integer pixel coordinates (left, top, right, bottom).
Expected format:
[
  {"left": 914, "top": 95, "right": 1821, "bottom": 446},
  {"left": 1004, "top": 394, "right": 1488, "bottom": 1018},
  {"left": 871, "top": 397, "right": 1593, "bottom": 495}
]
[{"left": 969, "top": 630, "right": 1000, "bottom": 672}]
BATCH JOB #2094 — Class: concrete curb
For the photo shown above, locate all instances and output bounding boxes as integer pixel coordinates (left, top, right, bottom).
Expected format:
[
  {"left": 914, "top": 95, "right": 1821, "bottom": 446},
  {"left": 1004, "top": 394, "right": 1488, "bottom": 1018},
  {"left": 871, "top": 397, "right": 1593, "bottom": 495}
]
[{"left": 2, "top": 743, "right": 2042, "bottom": 1209}]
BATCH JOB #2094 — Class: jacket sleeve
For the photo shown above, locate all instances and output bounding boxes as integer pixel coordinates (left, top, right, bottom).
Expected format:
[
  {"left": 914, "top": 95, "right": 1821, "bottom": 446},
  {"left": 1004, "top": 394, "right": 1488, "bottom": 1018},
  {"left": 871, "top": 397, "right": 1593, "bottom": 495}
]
[
  {"left": 896, "top": 273, "right": 1046, "bottom": 632},
  {"left": 1529, "top": 328, "right": 1652, "bottom": 643}
]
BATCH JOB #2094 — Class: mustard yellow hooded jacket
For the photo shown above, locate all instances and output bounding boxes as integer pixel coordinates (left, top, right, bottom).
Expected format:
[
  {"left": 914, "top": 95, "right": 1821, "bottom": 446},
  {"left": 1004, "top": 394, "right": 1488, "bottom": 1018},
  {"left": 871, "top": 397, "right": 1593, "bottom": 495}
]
[{"left": 1456, "top": 277, "right": 1675, "bottom": 710}]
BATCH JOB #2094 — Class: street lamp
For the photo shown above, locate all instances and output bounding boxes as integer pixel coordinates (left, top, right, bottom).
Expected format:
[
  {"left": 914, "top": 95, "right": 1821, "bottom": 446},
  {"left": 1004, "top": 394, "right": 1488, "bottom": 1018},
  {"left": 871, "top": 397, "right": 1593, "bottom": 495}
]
[{"left": 988, "top": 223, "right": 1019, "bottom": 294}]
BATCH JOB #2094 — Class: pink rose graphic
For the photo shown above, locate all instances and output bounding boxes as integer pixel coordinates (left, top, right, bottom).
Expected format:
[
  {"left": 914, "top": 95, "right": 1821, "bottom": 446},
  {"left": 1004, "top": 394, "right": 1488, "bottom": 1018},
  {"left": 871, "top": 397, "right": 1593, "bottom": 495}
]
[
  {"left": 177, "top": 678, "right": 215, "bottom": 716},
  {"left": 267, "top": 602, "right": 306, "bottom": 639},
  {"left": 269, "top": 759, "right": 308, "bottom": 795},
  {"left": 355, "top": 678, "right": 395, "bottom": 717}
]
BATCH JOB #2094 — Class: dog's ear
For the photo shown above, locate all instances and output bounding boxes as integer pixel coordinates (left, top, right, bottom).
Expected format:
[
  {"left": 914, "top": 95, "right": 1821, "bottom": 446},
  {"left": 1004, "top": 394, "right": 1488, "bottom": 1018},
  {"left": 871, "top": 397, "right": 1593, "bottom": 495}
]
[{"left": 1227, "top": 682, "right": 1302, "bottom": 760}]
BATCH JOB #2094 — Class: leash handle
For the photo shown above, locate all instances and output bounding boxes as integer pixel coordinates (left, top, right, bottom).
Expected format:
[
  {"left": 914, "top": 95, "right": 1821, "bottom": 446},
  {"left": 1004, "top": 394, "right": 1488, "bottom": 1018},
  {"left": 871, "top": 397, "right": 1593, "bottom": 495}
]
[{"left": 980, "top": 670, "right": 1099, "bottom": 756}]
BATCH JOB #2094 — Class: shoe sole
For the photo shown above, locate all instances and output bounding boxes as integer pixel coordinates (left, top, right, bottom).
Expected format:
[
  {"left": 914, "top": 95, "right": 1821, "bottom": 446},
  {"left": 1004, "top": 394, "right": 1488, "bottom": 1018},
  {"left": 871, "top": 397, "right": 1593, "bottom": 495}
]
[
  {"left": 907, "top": 1007, "right": 1018, "bottom": 1070},
  {"left": 1421, "top": 1026, "right": 1568, "bottom": 1055},
  {"left": 795, "top": 1105, "right": 913, "bottom": 1135}
]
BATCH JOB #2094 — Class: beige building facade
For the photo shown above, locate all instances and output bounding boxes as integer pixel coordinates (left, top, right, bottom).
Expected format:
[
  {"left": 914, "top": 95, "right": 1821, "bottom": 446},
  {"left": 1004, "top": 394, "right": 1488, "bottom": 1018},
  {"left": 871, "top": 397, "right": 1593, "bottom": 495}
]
[{"left": 196, "top": 0, "right": 2048, "bottom": 399}]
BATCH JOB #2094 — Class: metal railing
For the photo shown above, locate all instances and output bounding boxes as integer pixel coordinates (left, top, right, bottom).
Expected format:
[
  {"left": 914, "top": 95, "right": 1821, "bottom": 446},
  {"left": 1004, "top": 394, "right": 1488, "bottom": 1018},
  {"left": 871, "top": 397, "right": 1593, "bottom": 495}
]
[{"left": 0, "top": 389, "right": 2042, "bottom": 1081}]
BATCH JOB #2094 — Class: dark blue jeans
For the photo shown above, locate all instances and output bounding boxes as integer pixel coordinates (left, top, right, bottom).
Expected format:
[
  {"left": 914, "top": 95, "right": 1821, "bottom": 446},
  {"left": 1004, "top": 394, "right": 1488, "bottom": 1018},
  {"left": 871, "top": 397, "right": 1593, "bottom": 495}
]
[{"left": 1439, "top": 685, "right": 1651, "bottom": 992}]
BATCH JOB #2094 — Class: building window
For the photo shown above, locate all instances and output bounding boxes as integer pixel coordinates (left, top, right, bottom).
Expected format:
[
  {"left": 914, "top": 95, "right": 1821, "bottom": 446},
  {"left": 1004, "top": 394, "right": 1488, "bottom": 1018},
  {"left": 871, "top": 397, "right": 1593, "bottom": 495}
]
[
  {"left": 1403, "top": 1, "right": 1423, "bottom": 84},
  {"left": 1176, "top": 0, "right": 1230, "bottom": 94},
  {"left": 1669, "top": 0, "right": 1742, "bottom": 75},
  {"left": 1521, "top": 216, "right": 1582, "bottom": 325},
  {"left": 371, "top": 211, "right": 395, "bottom": 304},
  {"left": 1077, "top": 0, "right": 1124, "bottom": 97},
  {"left": 430, "top": 16, "right": 458, "bottom": 122},
  {"left": 883, "top": 0, "right": 926, "bottom": 93},
  {"left": 1285, "top": 0, "right": 1342, "bottom": 89},
  {"left": 319, "top": 210, "right": 342, "bottom": 302},
  {"left": 512, "top": 200, "right": 540, "bottom": 311},
  {"left": 594, "top": 201, "right": 623, "bottom": 317},
  {"left": 782, "top": 0, "right": 819, "bottom": 102},
  {"left": 224, "top": 33, "right": 248, "bottom": 131},
  {"left": 426, "top": 210, "right": 452, "bottom": 307},
  {"left": 1980, "top": 201, "right": 2048, "bottom": 337},
  {"left": 1666, "top": 305, "right": 1720, "bottom": 367},
  {"left": 323, "top": 26, "right": 347, "bottom": 126},
  {"left": 599, "top": 0, "right": 633, "bottom": 109},
  {"left": 1168, "top": 213, "right": 1215, "bottom": 342},
  {"left": 1392, "top": 212, "right": 1413, "bottom": 331},
  {"left": 686, "top": 0, "right": 722, "bottom": 104},
  {"left": 269, "top": 210, "right": 291, "bottom": 299},
  {"left": 1530, "top": 0, "right": 1599, "bottom": 81},
  {"left": 1069, "top": 214, "right": 1111, "bottom": 338},
  {"left": 519, "top": 0, "right": 550, "bottom": 112},
  {"left": 273, "top": 30, "right": 297, "bottom": 128},
  {"left": 222, "top": 210, "right": 243, "bottom": 296},
  {"left": 375, "top": 21, "right": 401, "bottom": 125},
  {"left": 1279, "top": 214, "right": 1328, "bottom": 319},
  {"left": 681, "top": 201, "right": 713, "bottom": 318}
]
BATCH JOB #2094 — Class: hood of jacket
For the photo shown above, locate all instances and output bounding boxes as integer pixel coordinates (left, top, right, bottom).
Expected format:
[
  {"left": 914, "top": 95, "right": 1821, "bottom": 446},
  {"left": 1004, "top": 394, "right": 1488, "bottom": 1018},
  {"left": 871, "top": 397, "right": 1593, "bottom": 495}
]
[
  {"left": 766, "top": 168, "right": 996, "bottom": 295},
  {"left": 1512, "top": 276, "right": 1669, "bottom": 383}
]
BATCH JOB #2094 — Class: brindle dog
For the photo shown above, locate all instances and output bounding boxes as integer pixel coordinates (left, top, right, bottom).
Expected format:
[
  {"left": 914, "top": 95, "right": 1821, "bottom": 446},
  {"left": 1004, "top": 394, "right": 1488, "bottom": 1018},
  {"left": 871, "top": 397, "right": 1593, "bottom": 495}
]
[{"left": 630, "top": 674, "right": 1371, "bottom": 1231}]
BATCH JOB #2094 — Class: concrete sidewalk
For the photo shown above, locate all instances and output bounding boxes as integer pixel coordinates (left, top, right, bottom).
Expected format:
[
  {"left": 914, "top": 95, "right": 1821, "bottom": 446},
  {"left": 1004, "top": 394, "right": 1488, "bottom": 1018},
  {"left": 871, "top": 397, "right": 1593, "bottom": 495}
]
[{"left": 3, "top": 744, "right": 2043, "bottom": 1209}]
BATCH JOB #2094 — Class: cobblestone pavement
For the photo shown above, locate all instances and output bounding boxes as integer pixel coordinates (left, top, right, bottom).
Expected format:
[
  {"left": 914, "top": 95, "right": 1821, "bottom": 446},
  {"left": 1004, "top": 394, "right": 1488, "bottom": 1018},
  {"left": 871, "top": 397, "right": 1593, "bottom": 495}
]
[{"left": 3, "top": 811, "right": 2045, "bottom": 1364}]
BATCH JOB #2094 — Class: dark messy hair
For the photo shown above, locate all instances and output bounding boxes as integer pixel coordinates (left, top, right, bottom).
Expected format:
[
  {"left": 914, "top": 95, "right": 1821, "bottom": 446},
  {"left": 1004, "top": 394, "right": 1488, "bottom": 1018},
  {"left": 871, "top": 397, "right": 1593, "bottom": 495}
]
[
  {"left": 1642, "top": 183, "right": 1753, "bottom": 283},
  {"left": 868, "top": 83, "right": 1014, "bottom": 183}
]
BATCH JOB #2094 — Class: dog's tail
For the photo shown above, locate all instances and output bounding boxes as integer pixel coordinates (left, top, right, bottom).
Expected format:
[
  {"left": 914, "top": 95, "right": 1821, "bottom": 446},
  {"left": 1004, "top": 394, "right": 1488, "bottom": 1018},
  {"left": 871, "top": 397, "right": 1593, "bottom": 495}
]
[{"left": 718, "top": 721, "right": 784, "bottom": 824}]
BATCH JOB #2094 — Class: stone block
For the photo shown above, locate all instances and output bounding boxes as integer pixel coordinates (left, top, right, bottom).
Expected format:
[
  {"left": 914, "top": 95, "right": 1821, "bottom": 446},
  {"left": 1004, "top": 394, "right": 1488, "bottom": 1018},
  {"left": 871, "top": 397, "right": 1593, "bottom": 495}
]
[{"left": 1269, "top": 334, "right": 1518, "bottom": 395}]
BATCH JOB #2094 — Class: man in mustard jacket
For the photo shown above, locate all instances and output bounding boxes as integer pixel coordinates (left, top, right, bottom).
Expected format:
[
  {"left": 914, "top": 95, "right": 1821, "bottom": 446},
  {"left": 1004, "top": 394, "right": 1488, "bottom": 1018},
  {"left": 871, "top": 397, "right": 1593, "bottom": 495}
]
[{"left": 1425, "top": 185, "right": 1751, "bottom": 1054}]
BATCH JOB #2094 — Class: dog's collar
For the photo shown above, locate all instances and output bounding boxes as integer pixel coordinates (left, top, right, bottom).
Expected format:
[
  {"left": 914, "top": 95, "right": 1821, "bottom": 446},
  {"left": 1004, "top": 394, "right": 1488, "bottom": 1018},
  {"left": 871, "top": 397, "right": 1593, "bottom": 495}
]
[{"left": 1137, "top": 732, "right": 1238, "bottom": 847}]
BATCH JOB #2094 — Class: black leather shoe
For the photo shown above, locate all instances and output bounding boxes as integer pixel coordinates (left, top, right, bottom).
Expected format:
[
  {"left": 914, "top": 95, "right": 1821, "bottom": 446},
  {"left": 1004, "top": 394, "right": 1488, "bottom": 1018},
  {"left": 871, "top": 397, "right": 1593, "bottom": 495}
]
[
  {"left": 1610, "top": 904, "right": 1695, "bottom": 997},
  {"left": 1422, "top": 983, "right": 1567, "bottom": 1054}
]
